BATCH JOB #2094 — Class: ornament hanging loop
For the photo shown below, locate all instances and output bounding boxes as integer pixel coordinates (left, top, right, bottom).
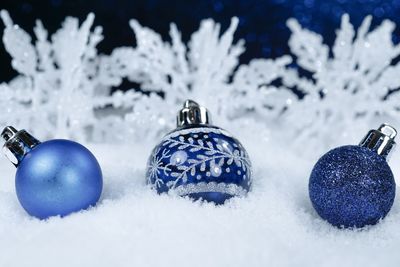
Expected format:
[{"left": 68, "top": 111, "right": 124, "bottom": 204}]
[
  {"left": 1, "top": 126, "right": 40, "bottom": 167},
  {"left": 177, "top": 100, "right": 211, "bottom": 127},
  {"left": 359, "top": 123, "right": 397, "bottom": 159}
]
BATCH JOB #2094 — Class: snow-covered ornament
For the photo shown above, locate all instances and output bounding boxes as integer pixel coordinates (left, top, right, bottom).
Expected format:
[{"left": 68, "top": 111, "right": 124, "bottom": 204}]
[
  {"left": 146, "top": 100, "right": 252, "bottom": 204},
  {"left": 309, "top": 124, "right": 396, "bottom": 228}
]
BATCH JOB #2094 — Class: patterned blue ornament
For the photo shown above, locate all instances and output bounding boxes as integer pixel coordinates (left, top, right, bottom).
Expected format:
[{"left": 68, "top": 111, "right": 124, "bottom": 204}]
[
  {"left": 309, "top": 124, "right": 397, "bottom": 228},
  {"left": 2, "top": 126, "right": 103, "bottom": 219},
  {"left": 146, "top": 100, "right": 252, "bottom": 204}
]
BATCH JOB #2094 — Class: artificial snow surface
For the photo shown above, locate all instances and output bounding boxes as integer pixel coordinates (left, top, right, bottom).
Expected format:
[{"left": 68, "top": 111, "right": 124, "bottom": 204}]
[
  {"left": 2, "top": 9, "right": 400, "bottom": 267},
  {"left": 1, "top": 123, "right": 400, "bottom": 267}
]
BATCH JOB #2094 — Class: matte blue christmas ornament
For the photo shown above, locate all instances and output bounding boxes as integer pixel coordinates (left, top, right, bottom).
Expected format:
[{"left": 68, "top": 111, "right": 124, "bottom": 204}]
[
  {"left": 1, "top": 126, "right": 103, "bottom": 219},
  {"left": 146, "top": 100, "right": 252, "bottom": 204},
  {"left": 309, "top": 124, "right": 397, "bottom": 228}
]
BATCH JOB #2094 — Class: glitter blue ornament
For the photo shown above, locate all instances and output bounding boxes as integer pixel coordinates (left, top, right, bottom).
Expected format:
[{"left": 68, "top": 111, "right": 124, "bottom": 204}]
[
  {"left": 146, "top": 100, "right": 252, "bottom": 204},
  {"left": 1, "top": 126, "right": 103, "bottom": 219},
  {"left": 309, "top": 124, "right": 397, "bottom": 228}
]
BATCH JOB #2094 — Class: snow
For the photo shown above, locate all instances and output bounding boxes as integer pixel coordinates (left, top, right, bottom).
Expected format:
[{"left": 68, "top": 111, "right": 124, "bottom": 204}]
[
  {"left": 1, "top": 123, "right": 400, "bottom": 267},
  {"left": 1, "top": 9, "right": 400, "bottom": 267}
]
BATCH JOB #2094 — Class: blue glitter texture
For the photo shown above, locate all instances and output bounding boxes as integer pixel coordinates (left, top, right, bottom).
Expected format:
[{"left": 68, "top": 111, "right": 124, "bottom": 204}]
[
  {"left": 309, "top": 145, "right": 396, "bottom": 228},
  {"left": 16, "top": 140, "right": 103, "bottom": 219},
  {"left": 146, "top": 126, "right": 252, "bottom": 204}
]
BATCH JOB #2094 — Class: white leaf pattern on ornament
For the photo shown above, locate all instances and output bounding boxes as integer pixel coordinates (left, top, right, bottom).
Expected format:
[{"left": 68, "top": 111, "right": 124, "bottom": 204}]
[{"left": 147, "top": 127, "right": 251, "bottom": 193}]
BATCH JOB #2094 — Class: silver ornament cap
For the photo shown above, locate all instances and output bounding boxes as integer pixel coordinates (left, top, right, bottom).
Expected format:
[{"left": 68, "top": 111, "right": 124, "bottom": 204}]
[
  {"left": 177, "top": 100, "right": 211, "bottom": 127},
  {"left": 359, "top": 123, "right": 396, "bottom": 159},
  {"left": 1, "top": 126, "right": 40, "bottom": 166}
]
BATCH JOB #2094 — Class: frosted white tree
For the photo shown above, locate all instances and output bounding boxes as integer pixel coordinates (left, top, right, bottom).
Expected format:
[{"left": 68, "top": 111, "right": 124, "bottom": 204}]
[
  {"left": 1, "top": 10, "right": 400, "bottom": 145},
  {"left": 282, "top": 14, "right": 400, "bottom": 145},
  {"left": 98, "top": 17, "right": 247, "bottom": 138},
  {"left": 0, "top": 10, "right": 107, "bottom": 140},
  {"left": 228, "top": 14, "right": 400, "bottom": 149},
  {"left": 96, "top": 16, "right": 294, "bottom": 140}
]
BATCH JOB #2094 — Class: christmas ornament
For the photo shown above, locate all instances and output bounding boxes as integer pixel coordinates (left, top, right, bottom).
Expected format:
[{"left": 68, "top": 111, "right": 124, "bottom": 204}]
[
  {"left": 309, "top": 124, "right": 397, "bottom": 228},
  {"left": 146, "top": 100, "right": 252, "bottom": 204},
  {"left": 1, "top": 126, "right": 103, "bottom": 219}
]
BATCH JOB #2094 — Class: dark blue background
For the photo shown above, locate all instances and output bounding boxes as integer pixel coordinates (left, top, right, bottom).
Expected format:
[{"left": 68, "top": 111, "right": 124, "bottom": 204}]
[{"left": 1, "top": 0, "right": 399, "bottom": 82}]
